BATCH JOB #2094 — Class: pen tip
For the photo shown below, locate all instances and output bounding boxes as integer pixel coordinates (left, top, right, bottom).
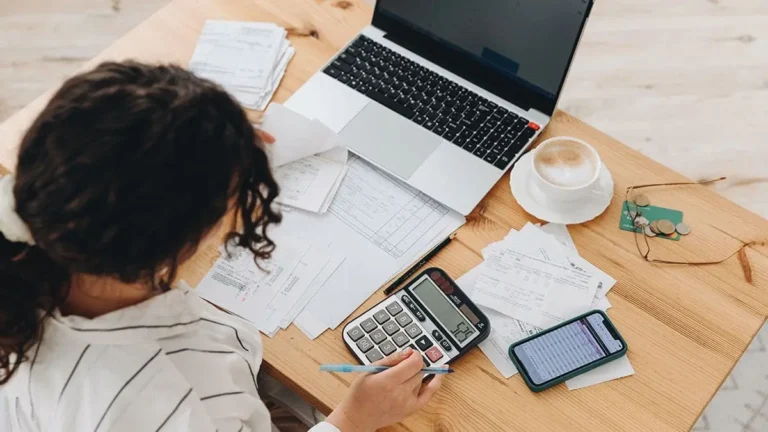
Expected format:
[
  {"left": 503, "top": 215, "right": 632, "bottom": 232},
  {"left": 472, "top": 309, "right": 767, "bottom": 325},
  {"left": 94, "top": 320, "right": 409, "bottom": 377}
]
[{"left": 447, "top": 368, "right": 454, "bottom": 373}]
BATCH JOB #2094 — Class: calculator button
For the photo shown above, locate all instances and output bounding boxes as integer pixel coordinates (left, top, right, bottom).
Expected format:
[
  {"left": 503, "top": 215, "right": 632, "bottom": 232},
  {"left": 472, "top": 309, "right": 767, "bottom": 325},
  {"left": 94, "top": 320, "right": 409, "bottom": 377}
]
[
  {"left": 360, "top": 318, "right": 377, "bottom": 333},
  {"left": 439, "top": 340, "right": 452, "bottom": 352},
  {"left": 356, "top": 337, "right": 374, "bottom": 353},
  {"left": 415, "top": 335, "right": 433, "bottom": 351},
  {"left": 392, "top": 331, "right": 410, "bottom": 347},
  {"left": 413, "top": 310, "right": 426, "bottom": 321},
  {"left": 431, "top": 330, "right": 443, "bottom": 341},
  {"left": 369, "top": 328, "right": 387, "bottom": 344},
  {"left": 425, "top": 346, "right": 444, "bottom": 363},
  {"left": 379, "top": 340, "right": 396, "bottom": 356},
  {"left": 365, "top": 348, "right": 384, "bottom": 363},
  {"left": 382, "top": 321, "right": 399, "bottom": 336},
  {"left": 386, "top": 302, "right": 403, "bottom": 316},
  {"left": 373, "top": 310, "right": 390, "bottom": 324},
  {"left": 422, "top": 355, "right": 431, "bottom": 366},
  {"left": 395, "top": 312, "right": 413, "bottom": 327},
  {"left": 346, "top": 326, "right": 364, "bottom": 342},
  {"left": 404, "top": 323, "right": 422, "bottom": 339}
]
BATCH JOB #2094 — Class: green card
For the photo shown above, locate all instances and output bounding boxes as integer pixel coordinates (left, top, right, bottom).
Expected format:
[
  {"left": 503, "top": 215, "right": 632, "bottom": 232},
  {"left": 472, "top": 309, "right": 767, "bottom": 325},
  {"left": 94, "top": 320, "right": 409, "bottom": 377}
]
[{"left": 619, "top": 201, "right": 684, "bottom": 241}]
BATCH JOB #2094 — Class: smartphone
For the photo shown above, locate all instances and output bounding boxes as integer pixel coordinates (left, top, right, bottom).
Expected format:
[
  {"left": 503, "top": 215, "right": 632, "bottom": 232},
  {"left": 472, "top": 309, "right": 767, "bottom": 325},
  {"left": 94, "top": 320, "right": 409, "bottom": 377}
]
[{"left": 508, "top": 310, "right": 627, "bottom": 392}]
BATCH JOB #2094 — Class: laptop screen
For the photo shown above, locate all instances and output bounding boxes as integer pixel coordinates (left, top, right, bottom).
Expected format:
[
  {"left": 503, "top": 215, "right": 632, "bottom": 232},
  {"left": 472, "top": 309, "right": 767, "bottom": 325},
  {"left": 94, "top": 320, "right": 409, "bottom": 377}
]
[{"left": 376, "top": 0, "right": 591, "bottom": 100}]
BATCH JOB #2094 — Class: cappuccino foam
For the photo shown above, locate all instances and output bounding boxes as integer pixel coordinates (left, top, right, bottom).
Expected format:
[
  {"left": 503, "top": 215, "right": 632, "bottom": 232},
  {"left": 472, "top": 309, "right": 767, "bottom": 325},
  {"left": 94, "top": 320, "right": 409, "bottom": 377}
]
[{"left": 534, "top": 141, "right": 598, "bottom": 188}]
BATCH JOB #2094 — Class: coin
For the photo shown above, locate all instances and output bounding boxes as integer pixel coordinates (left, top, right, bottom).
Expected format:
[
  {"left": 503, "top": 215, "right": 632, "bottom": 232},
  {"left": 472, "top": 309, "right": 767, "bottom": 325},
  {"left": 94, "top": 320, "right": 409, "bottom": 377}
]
[
  {"left": 644, "top": 225, "right": 657, "bottom": 237},
  {"left": 675, "top": 222, "right": 691, "bottom": 235},
  {"left": 649, "top": 220, "right": 660, "bottom": 234},
  {"left": 634, "top": 216, "right": 649, "bottom": 227},
  {"left": 634, "top": 194, "right": 650, "bottom": 207},
  {"left": 657, "top": 219, "right": 676, "bottom": 235},
  {"left": 629, "top": 210, "right": 638, "bottom": 219}
]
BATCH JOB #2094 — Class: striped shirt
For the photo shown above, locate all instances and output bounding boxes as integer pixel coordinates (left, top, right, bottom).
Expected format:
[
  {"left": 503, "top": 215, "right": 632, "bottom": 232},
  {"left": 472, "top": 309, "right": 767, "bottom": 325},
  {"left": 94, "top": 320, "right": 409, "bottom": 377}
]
[{"left": 1, "top": 287, "right": 339, "bottom": 432}]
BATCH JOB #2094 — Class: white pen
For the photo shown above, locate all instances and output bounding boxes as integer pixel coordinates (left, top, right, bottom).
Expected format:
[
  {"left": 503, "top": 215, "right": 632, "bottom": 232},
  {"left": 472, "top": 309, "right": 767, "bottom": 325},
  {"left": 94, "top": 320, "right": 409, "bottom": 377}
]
[{"left": 320, "top": 364, "right": 454, "bottom": 374}]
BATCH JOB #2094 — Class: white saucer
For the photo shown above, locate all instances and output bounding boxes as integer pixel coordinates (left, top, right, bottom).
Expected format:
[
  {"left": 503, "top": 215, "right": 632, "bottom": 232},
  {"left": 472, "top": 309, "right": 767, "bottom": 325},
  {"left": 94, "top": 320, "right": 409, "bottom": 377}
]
[{"left": 510, "top": 152, "right": 614, "bottom": 224}]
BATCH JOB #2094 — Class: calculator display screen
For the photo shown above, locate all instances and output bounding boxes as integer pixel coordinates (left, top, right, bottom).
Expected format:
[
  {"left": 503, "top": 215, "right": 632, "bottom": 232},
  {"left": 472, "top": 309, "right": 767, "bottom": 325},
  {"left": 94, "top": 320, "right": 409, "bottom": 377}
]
[{"left": 412, "top": 278, "right": 476, "bottom": 347}]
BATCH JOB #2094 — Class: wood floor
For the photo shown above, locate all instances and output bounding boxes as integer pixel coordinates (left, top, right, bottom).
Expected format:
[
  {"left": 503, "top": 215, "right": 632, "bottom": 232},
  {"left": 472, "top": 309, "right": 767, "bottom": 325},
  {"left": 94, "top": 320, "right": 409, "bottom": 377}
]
[{"left": 1, "top": 1, "right": 767, "bottom": 429}]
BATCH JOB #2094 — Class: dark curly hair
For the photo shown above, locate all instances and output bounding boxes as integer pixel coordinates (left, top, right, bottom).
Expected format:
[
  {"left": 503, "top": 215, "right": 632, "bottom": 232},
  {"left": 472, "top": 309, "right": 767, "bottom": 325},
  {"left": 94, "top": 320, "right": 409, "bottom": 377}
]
[{"left": 0, "top": 61, "right": 281, "bottom": 384}]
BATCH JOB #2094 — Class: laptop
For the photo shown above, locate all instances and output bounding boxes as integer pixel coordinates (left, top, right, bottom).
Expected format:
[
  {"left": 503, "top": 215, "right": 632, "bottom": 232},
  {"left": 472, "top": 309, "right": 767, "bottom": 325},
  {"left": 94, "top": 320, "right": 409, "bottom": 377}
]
[{"left": 285, "top": 0, "right": 594, "bottom": 215}]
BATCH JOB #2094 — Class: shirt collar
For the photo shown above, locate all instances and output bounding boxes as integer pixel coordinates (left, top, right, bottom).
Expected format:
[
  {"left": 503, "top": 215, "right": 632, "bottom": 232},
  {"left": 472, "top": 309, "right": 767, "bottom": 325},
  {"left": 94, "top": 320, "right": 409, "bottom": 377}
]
[{"left": 50, "top": 285, "right": 204, "bottom": 345}]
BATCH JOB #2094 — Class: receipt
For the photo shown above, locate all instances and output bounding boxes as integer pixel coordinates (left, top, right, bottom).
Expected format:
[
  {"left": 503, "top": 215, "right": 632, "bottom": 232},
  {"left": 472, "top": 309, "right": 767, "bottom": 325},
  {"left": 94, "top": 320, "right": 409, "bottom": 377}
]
[{"left": 473, "top": 225, "right": 599, "bottom": 329}]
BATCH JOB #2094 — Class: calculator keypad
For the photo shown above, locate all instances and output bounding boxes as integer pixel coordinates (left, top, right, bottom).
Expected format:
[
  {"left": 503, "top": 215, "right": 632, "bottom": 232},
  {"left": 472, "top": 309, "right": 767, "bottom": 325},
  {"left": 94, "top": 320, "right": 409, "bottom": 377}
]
[
  {"left": 357, "top": 337, "right": 374, "bottom": 353},
  {"left": 415, "top": 335, "right": 433, "bottom": 351},
  {"left": 395, "top": 313, "right": 412, "bottom": 327},
  {"left": 373, "top": 310, "right": 390, "bottom": 324},
  {"left": 366, "top": 348, "right": 384, "bottom": 363},
  {"left": 347, "top": 326, "right": 364, "bottom": 342},
  {"left": 382, "top": 321, "right": 400, "bottom": 335},
  {"left": 392, "top": 331, "right": 410, "bottom": 347},
  {"left": 404, "top": 323, "right": 422, "bottom": 339},
  {"left": 370, "top": 328, "right": 387, "bottom": 344},
  {"left": 360, "top": 318, "right": 377, "bottom": 333},
  {"left": 347, "top": 299, "right": 451, "bottom": 368},
  {"left": 386, "top": 302, "right": 403, "bottom": 316},
  {"left": 379, "top": 340, "right": 397, "bottom": 356}
]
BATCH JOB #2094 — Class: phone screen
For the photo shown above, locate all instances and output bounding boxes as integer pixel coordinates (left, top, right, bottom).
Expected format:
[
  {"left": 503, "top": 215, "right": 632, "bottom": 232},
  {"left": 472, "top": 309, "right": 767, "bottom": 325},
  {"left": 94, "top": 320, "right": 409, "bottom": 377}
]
[{"left": 512, "top": 313, "right": 623, "bottom": 385}]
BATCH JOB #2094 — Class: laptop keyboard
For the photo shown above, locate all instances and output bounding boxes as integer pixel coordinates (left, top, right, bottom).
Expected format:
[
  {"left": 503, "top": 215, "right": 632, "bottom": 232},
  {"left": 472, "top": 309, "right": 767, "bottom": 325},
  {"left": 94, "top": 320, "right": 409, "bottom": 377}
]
[{"left": 323, "top": 35, "right": 540, "bottom": 169}]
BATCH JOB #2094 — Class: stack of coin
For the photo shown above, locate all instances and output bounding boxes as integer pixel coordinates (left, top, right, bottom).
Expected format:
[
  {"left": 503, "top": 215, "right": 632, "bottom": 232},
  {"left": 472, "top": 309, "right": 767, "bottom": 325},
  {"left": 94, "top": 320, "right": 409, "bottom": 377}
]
[
  {"left": 634, "top": 194, "right": 650, "bottom": 207},
  {"left": 657, "top": 219, "right": 676, "bottom": 235}
]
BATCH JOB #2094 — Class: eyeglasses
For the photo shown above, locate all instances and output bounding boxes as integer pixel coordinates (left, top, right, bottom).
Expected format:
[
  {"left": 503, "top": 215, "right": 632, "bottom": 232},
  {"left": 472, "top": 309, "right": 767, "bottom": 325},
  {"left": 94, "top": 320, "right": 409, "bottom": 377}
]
[{"left": 624, "top": 178, "right": 761, "bottom": 275}]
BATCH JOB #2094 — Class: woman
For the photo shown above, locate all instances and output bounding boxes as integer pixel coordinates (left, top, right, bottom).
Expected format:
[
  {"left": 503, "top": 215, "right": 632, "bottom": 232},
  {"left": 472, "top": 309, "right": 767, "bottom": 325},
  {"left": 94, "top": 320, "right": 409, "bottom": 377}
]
[{"left": 0, "top": 61, "right": 442, "bottom": 432}]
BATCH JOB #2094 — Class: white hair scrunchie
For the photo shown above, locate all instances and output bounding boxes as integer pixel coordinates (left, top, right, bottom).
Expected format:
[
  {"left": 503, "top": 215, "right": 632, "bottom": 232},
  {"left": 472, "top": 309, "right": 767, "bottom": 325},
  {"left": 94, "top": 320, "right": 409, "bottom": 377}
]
[{"left": 0, "top": 175, "right": 35, "bottom": 245}]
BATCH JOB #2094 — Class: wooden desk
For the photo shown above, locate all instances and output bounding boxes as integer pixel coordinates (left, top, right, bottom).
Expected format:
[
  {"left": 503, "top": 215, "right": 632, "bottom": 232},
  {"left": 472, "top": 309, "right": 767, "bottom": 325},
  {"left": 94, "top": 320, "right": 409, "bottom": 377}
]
[{"left": 1, "top": 0, "right": 766, "bottom": 430}]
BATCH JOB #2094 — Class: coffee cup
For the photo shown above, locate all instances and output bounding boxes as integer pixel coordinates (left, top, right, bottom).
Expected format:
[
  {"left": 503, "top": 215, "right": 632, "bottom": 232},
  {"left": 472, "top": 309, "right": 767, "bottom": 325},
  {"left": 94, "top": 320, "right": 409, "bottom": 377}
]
[{"left": 529, "top": 136, "right": 602, "bottom": 204}]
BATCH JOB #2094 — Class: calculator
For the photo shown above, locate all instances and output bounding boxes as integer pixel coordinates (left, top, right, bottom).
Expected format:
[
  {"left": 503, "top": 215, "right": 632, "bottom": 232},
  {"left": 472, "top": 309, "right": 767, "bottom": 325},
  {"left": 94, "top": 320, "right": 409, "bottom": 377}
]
[{"left": 343, "top": 268, "right": 490, "bottom": 368}]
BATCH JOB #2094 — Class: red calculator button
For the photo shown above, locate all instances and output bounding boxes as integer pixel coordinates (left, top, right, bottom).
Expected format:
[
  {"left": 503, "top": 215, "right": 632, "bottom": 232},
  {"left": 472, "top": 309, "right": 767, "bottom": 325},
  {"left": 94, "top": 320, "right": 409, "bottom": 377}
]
[
  {"left": 528, "top": 122, "right": 540, "bottom": 131},
  {"left": 425, "top": 346, "right": 444, "bottom": 363}
]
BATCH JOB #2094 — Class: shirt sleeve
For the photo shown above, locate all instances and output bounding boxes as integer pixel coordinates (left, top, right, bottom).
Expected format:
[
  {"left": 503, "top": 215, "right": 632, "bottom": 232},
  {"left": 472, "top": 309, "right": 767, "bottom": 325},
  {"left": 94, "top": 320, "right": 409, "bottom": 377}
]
[{"left": 310, "top": 421, "right": 342, "bottom": 432}]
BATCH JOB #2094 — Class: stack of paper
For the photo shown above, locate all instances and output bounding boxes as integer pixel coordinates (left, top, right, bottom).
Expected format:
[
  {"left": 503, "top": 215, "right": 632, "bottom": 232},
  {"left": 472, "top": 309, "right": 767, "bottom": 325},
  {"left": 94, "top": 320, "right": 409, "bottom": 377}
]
[
  {"left": 261, "top": 104, "right": 349, "bottom": 213},
  {"left": 195, "top": 153, "right": 464, "bottom": 339},
  {"left": 189, "top": 20, "right": 294, "bottom": 110},
  {"left": 460, "top": 223, "right": 634, "bottom": 390},
  {"left": 196, "top": 237, "right": 345, "bottom": 337}
]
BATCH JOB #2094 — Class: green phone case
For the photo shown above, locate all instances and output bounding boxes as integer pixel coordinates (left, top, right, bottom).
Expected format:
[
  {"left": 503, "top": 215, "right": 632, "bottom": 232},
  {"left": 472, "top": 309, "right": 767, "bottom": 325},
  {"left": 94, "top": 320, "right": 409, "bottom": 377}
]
[{"left": 507, "top": 310, "right": 628, "bottom": 392}]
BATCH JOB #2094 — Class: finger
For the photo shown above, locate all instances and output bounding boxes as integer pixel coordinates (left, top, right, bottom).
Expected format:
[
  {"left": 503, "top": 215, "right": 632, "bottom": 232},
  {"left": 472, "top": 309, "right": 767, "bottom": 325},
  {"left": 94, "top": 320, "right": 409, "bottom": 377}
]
[
  {"left": 372, "top": 347, "right": 414, "bottom": 368},
  {"left": 256, "top": 129, "right": 276, "bottom": 144},
  {"left": 376, "top": 349, "right": 424, "bottom": 383},
  {"left": 405, "top": 372, "right": 423, "bottom": 396},
  {"left": 415, "top": 373, "right": 444, "bottom": 408}
]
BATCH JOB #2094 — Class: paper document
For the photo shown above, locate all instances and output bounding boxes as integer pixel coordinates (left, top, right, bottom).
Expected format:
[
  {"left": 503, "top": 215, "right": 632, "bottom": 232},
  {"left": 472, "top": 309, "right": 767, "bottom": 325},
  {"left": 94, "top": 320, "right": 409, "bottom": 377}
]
[
  {"left": 262, "top": 103, "right": 350, "bottom": 213},
  {"left": 462, "top": 224, "right": 630, "bottom": 388},
  {"left": 457, "top": 265, "right": 540, "bottom": 378},
  {"left": 269, "top": 155, "right": 465, "bottom": 336},
  {"left": 189, "top": 21, "right": 294, "bottom": 109},
  {"left": 196, "top": 237, "right": 310, "bottom": 333}
]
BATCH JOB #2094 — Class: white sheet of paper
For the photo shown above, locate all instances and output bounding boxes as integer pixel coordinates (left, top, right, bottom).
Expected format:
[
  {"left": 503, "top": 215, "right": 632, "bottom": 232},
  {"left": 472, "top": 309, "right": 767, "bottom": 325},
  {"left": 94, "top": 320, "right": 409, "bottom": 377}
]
[
  {"left": 565, "top": 355, "right": 635, "bottom": 390},
  {"left": 261, "top": 103, "right": 347, "bottom": 167},
  {"left": 457, "top": 266, "right": 540, "bottom": 378},
  {"left": 269, "top": 155, "right": 465, "bottom": 333},
  {"left": 196, "top": 237, "right": 308, "bottom": 330},
  {"left": 474, "top": 245, "right": 597, "bottom": 328},
  {"left": 519, "top": 223, "right": 616, "bottom": 304},
  {"left": 281, "top": 253, "right": 345, "bottom": 329},
  {"left": 274, "top": 155, "right": 348, "bottom": 213},
  {"left": 539, "top": 223, "right": 577, "bottom": 252},
  {"left": 189, "top": 21, "right": 284, "bottom": 88},
  {"left": 461, "top": 263, "right": 630, "bottom": 387},
  {"left": 259, "top": 245, "right": 331, "bottom": 336},
  {"left": 294, "top": 310, "right": 329, "bottom": 340}
]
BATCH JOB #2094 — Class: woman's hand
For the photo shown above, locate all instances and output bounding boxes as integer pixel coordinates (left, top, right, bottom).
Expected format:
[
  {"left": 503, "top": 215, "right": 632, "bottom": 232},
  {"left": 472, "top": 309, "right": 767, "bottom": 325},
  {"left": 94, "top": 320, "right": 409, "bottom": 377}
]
[{"left": 326, "top": 348, "right": 444, "bottom": 432}]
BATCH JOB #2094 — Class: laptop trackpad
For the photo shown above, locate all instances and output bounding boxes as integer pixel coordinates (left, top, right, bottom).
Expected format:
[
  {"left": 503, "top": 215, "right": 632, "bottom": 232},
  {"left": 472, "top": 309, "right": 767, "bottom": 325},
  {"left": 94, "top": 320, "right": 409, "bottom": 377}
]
[{"left": 339, "top": 104, "right": 442, "bottom": 179}]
